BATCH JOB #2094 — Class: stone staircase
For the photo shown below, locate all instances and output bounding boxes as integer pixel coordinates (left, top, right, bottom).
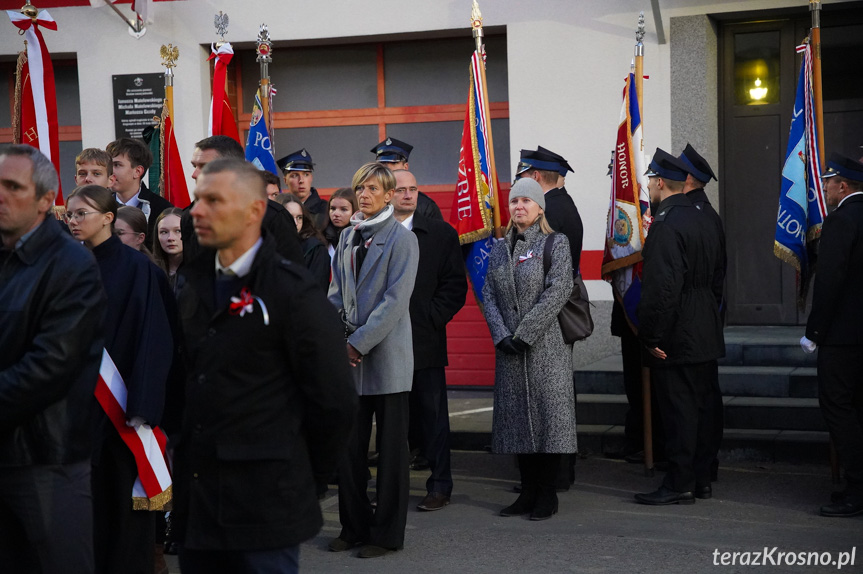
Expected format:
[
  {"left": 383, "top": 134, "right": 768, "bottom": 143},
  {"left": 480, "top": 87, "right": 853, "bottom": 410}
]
[{"left": 573, "top": 326, "right": 830, "bottom": 462}]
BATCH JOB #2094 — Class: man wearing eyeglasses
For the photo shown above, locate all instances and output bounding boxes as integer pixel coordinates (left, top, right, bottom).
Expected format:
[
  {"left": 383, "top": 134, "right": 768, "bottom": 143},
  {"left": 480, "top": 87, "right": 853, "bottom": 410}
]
[{"left": 0, "top": 145, "right": 106, "bottom": 572}]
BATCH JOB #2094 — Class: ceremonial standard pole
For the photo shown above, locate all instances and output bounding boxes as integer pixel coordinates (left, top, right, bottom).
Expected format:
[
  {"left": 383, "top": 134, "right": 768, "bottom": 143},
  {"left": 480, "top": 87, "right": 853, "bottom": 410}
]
[
  {"left": 471, "top": 0, "right": 502, "bottom": 238},
  {"left": 635, "top": 12, "right": 645, "bottom": 120},
  {"left": 161, "top": 44, "right": 178, "bottom": 122},
  {"left": 809, "top": 0, "right": 825, "bottom": 166},
  {"left": 257, "top": 24, "right": 273, "bottom": 155}
]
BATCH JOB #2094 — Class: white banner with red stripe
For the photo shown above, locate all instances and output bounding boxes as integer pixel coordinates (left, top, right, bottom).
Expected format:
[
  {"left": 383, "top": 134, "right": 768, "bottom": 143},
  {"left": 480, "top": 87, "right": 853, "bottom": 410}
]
[{"left": 95, "top": 349, "right": 172, "bottom": 511}]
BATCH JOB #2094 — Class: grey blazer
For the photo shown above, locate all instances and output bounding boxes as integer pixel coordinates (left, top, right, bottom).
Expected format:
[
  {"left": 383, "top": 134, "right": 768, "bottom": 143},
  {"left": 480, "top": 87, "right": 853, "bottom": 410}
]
[{"left": 328, "top": 215, "right": 419, "bottom": 395}]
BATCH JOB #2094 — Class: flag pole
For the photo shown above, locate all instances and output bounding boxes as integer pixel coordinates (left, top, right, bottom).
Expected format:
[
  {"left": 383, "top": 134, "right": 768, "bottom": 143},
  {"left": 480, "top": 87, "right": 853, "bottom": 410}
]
[
  {"left": 809, "top": 0, "right": 825, "bottom": 166},
  {"left": 471, "top": 0, "right": 502, "bottom": 238},
  {"left": 160, "top": 44, "right": 178, "bottom": 124},
  {"left": 635, "top": 11, "right": 645, "bottom": 120},
  {"left": 634, "top": 12, "right": 654, "bottom": 477},
  {"left": 256, "top": 24, "right": 273, "bottom": 152}
]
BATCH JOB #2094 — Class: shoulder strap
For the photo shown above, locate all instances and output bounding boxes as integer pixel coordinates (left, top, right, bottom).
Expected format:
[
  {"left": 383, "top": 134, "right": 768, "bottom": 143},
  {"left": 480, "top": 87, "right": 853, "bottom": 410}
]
[{"left": 543, "top": 232, "right": 556, "bottom": 278}]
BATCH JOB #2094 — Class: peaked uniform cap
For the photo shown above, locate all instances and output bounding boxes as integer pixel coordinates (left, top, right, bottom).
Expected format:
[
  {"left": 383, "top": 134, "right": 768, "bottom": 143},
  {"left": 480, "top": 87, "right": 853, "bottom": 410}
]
[
  {"left": 821, "top": 152, "right": 863, "bottom": 183},
  {"left": 371, "top": 137, "right": 413, "bottom": 163},
  {"left": 645, "top": 147, "right": 689, "bottom": 182},
  {"left": 276, "top": 148, "right": 314, "bottom": 173},
  {"left": 678, "top": 143, "right": 717, "bottom": 183}
]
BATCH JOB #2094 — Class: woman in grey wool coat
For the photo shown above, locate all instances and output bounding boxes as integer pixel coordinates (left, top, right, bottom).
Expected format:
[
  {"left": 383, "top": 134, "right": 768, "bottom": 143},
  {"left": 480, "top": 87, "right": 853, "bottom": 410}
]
[{"left": 482, "top": 177, "right": 576, "bottom": 521}]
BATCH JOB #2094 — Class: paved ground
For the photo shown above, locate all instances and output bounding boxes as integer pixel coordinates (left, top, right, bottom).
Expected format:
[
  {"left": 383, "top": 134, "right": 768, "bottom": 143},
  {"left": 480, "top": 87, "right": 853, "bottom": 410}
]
[{"left": 166, "top": 451, "right": 862, "bottom": 573}]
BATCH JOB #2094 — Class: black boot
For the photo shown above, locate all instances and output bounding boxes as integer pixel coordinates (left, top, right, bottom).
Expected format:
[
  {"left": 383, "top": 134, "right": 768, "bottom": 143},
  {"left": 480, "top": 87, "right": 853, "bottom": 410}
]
[
  {"left": 531, "top": 453, "right": 561, "bottom": 521},
  {"left": 501, "top": 455, "right": 536, "bottom": 516},
  {"left": 530, "top": 485, "right": 559, "bottom": 521}
]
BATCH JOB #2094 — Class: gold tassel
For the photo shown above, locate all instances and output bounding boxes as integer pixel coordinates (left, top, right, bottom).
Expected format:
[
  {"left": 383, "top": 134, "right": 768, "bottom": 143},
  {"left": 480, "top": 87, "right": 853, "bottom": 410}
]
[
  {"left": 12, "top": 48, "right": 26, "bottom": 144},
  {"left": 131, "top": 485, "right": 173, "bottom": 512}
]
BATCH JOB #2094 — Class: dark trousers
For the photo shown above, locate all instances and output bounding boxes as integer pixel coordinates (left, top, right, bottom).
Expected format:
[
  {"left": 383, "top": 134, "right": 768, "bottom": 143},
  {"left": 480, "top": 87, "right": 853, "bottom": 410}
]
[
  {"left": 0, "top": 461, "right": 93, "bottom": 574},
  {"left": 92, "top": 430, "right": 155, "bottom": 574},
  {"left": 408, "top": 367, "right": 453, "bottom": 496},
  {"left": 339, "top": 392, "right": 409, "bottom": 549},
  {"left": 620, "top": 330, "right": 666, "bottom": 458},
  {"left": 817, "top": 345, "right": 863, "bottom": 495},
  {"left": 653, "top": 362, "right": 716, "bottom": 493},
  {"left": 707, "top": 360, "right": 724, "bottom": 474},
  {"left": 179, "top": 545, "right": 299, "bottom": 574}
]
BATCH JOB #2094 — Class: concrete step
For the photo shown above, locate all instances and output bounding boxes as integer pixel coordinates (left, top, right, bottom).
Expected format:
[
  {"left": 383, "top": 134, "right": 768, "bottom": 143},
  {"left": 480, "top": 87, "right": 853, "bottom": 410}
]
[
  {"left": 575, "top": 355, "right": 818, "bottom": 398},
  {"left": 575, "top": 393, "right": 826, "bottom": 432},
  {"left": 721, "top": 325, "right": 816, "bottom": 368}
]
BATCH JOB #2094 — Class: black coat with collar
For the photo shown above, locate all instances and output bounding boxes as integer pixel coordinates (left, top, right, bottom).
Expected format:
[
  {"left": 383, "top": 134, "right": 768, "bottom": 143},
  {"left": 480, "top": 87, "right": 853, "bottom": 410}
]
[
  {"left": 544, "top": 186, "right": 583, "bottom": 274},
  {"left": 409, "top": 214, "right": 468, "bottom": 370},
  {"left": 686, "top": 187, "right": 726, "bottom": 313},
  {"left": 637, "top": 193, "right": 724, "bottom": 366},
  {"left": 172, "top": 234, "right": 356, "bottom": 551},
  {"left": 0, "top": 216, "right": 106, "bottom": 465},
  {"left": 806, "top": 193, "right": 863, "bottom": 345}
]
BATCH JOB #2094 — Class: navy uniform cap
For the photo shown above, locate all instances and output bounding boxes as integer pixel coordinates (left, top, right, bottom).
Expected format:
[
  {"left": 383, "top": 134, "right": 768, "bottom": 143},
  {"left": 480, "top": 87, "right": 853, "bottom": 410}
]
[
  {"left": 516, "top": 147, "right": 570, "bottom": 177},
  {"left": 821, "top": 153, "right": 863, "bottom": 183},
  {"left": 645, "top": 148, "right": 689, "bottom": 182},
  {"left": 276, "top": 148, "right": 314, "bottom": 173},
  {"left": 678, "top": 143, "right": 717, "bottom": 183},
  {"left": 371, "top": 137, "right": 413, "bottom": 163},
  {"left": 536, "top": 145, "right": 574, "bottom": 176}
]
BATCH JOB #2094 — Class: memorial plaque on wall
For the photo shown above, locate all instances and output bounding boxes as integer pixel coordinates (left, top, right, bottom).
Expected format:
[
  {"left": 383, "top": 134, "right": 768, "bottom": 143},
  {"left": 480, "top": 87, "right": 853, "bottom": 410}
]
[{"left": 113, "top": 73, "right": 164, "bottom": 140}]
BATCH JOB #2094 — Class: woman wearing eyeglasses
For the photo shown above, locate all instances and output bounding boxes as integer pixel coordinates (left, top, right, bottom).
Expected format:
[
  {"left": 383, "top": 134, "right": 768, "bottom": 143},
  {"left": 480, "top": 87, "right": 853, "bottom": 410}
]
[{"left": 65, "top": 184, "right": 174, "bottom": 574}]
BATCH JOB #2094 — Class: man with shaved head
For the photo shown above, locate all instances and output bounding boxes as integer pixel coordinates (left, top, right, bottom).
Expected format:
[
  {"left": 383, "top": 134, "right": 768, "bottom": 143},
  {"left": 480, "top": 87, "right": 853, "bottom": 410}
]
[{"left": 172, "top": 159, "right": 356, "bottom": 573}]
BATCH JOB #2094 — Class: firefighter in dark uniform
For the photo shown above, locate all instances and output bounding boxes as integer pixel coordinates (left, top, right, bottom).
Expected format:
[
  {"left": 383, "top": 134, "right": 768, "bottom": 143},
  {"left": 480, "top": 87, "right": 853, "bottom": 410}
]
[
  {"left": 634, "top": 148, "right": 724, "bottom": 506},
  {"left": 277, "top": 149, "right": 328, "bottom": 231},
  {"left": 371, "top": 137, "right": 443, "bottom": 222},
  {"left": 801, "top": 153, "right": 863, "bottom": 518},
  {"left": 679, "top": 143, "right": 726, "bottom": 483},
  {"left": 515, "top": 146, "right": 583, "bottom": 489}
]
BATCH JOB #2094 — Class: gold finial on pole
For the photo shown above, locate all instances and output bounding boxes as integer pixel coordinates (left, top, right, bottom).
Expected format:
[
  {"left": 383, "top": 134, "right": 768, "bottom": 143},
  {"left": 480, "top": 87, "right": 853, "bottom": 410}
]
[
  {"left": 214, "top": 11, "right": 229, "bottom": 49},
  {"left": 160, "top": 44, "right": 178, "bottom": 119}
]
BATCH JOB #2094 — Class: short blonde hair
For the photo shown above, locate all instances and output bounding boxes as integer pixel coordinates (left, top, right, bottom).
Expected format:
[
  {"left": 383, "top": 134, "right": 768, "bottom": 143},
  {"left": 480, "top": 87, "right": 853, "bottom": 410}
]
[{"left": 351, "top": 162, "right": 395, "bottom": 194}]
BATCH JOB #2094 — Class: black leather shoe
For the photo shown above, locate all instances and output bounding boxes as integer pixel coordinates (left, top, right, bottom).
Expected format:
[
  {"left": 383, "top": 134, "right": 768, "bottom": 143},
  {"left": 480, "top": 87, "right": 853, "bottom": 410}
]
[
  {"left": 329, "top": 537, "right": 361, "bottom": 552},
  {"left": 417, "top": 492, "right": 450, "bottom": 511},
  {"left": 635, "top": 486, "right": 696, "bottom": 506},
  {"left": 695, "top": 484, "right": 712, "bottom": 500},
  {"left": 409, "top": 455, "right": 430, "bottom": 471},
  {"left": 358, "top": 544, "right": 398, "bottom": 558},
  {"left": 624, "top": 451, "right": 645, "bottom": 464},
  {"left": 820, "top": 498, "right": 863, "bottom": 518}
]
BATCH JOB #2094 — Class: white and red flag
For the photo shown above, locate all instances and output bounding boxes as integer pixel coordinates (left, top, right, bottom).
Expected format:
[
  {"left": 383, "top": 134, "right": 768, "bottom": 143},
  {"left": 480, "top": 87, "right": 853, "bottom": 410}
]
[
  {"left": 95, "top": 349, "right": 173, "bottom": 511},
  {"left": 7, "top": 9, "right": 62, "bottom": 203},
  {"left": 207, "top": 42, "right": 241, "bottom": 144}
]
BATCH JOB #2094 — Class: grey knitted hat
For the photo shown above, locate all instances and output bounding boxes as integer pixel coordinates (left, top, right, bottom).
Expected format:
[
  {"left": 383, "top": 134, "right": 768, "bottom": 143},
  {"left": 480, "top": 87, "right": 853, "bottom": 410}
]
[{"left": 509, "top": 177, "right": 545, "bottom": 210}]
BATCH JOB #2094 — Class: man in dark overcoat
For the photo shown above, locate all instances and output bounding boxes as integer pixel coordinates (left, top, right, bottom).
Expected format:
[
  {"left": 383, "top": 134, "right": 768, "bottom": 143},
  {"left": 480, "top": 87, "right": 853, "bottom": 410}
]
[
  {"left": 802, "top": 153, "right": 863, "bottom": 518},
  {"left": 635, "top": 148, "right": 724, "bottom": 506},
  {"left": 392, "top": 169, "right": 467, "bottom": 511},
  {"left": 173, "top": 159, "right": 356, "bottom": 572},
  {"left": 679, "top": 143, "right": 726, "bottom": 482}
]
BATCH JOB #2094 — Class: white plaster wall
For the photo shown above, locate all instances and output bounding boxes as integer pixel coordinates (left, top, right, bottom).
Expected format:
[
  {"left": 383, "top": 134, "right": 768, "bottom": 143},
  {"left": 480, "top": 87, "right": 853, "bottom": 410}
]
[{"left": 1, "top": 0, "right": 843, "bottom": 300}]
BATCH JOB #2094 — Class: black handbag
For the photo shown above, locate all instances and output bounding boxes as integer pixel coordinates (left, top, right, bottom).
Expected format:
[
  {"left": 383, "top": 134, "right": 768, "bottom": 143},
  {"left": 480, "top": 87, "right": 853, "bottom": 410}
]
[{"left": 543, "top": 233, "right": 594, "bottom": 343}]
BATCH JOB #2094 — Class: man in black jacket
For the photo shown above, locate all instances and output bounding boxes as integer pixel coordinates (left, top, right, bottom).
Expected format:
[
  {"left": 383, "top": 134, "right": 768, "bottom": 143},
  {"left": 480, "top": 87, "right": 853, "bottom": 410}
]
[
  {"left": 107, "top": 137, "right": 174, "bottom": 242},
  {"left": 0, "top": 145, "right": 106, "bottom": 572},
  {"left": 802, "top": 153, "right": 863, "bottom": 518},
  {"left": 392, "top": 169, "right": 468, "bottom": 511},
  {"left": 173, "top": 159, "right": 356, "bottom": 572},
  {"left": 635, "top": 148, "right": 723, "bottom": 506},
  {"left": 182, "top": 136, "right": 304, "bottom": 266}
]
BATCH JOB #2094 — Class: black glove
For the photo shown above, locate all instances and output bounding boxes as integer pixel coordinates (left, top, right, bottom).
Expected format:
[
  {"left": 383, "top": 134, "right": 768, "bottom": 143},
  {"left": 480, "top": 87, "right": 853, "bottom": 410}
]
[
  {"left": 511, "top": 336, "right": 530, "bottom": 354},
  {"left": 496, "top": 336, "right": 519, "bottom": 355}
]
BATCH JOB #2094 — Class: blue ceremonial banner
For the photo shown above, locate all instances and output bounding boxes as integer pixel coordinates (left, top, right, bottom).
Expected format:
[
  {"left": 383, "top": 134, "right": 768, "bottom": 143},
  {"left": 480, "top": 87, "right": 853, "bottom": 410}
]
[
  {"left": 245, "top": 89, "right": 279, "bottom": 177},
  {"left": 774, "top": 42, "right": 826, "bottom": 288}
]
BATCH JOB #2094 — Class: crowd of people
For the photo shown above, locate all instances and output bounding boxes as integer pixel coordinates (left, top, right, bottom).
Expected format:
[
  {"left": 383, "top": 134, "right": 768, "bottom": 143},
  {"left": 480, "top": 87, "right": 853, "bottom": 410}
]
[{"left": 1, "top": 128, "right": 862, "bottom": 573}]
